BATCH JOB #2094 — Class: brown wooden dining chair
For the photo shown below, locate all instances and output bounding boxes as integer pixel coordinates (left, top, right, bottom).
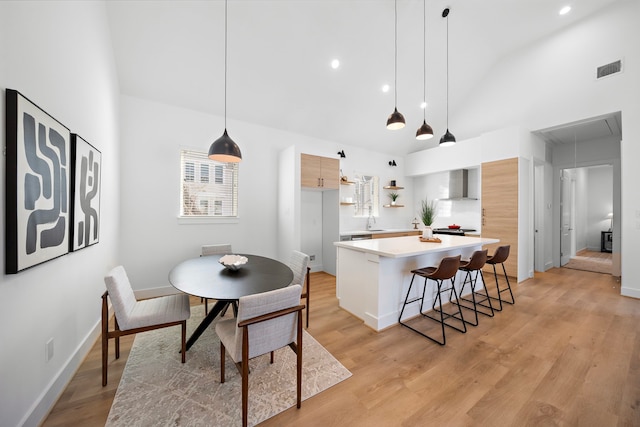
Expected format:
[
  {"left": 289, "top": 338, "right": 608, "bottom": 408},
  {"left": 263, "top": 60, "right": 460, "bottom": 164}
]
[
  {"left": 101, "top": 265, "right": 190, "bottom": 386},
  {"left": 215, "top": 285, "right": 305, "bottom": 427},
  {"left": 288, "top": 250, "right": 311, "bottom": 328}
]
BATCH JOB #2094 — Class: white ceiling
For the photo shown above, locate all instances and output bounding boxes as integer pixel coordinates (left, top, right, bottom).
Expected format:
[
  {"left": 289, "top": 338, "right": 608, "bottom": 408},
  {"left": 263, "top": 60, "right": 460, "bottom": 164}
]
[{"left": 105, "top": 0, "right": 621, "bottom": 156}]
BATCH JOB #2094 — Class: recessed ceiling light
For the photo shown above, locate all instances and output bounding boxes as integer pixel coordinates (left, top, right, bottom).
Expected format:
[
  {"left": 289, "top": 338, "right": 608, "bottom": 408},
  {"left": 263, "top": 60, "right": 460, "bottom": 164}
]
[
  {"left": 382, "top": 84, "right": 390, "bottom": 93},
  {"left": 420, "top": 102, "right": 428, "bottom": 109},
  {"left": 331, "top": 59, "right": 340, "bottom": 69},
  {"left": 559, "top": 5, "right": 571, "bottom": 15}
]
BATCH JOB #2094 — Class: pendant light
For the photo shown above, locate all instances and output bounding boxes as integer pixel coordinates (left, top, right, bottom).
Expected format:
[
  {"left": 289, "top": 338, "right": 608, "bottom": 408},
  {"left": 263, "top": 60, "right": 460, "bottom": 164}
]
[
  {"left": 209, "top": 0, "right": 242, "bottom": 163},
  {"left": 439, "top": 7, "right": 456, "bottom": 147},
  {"left": 416, "top": 0, "right": 434, "bottom": 140},
  {"left": 387, "top": 0, "right": 405, "bottom": 130}
]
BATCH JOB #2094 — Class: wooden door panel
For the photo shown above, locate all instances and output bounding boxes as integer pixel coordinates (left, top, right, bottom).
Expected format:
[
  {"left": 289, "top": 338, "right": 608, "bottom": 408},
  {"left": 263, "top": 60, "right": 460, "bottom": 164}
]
[
  {"left": 301, "top": 154, "right": 321, "bottom": 188},
  {"left": 321, "top": 157, "right": 340, "bottom": 189},
  {"left": 481, "top": 158, "right": 518, "bottom": 279}
]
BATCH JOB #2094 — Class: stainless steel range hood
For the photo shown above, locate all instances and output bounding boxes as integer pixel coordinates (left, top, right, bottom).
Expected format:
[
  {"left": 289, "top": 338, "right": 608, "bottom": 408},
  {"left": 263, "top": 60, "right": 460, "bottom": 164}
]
[{"left": 444, "top": 169, "right": 477, "bottom": 200}]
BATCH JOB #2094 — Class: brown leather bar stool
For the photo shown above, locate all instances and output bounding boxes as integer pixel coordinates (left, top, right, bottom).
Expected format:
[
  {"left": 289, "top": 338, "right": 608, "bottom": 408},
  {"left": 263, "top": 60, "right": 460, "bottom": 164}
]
[
  {"left": 456, "top": 249, "right": 494, "bottom": 326},
  {"left": 486, "top": 245, "right": 515, "bottom": 311},
  {"left": 399, "top": 255, "right": 466, "bottom": 345}
]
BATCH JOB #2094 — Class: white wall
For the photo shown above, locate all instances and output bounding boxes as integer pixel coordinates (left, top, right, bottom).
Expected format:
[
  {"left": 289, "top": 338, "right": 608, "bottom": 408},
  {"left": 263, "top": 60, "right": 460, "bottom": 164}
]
[
  {"left": 448, "top": 0, "right": 638, "bottom": 294},
  {"left": 120, "top": 96, "right": 392, "bottom": 289},
  {"left": 338, "top": 146, "right": 418, "bottom": 232},
  {"left": 119, "top": 95, "right": 293, "bottom": 290},
  {"left": 0, "top": 2, "right": 120, "bottom": 427},
  {"left": 412, "top": 169, "right": 482, "bottom": 231}
]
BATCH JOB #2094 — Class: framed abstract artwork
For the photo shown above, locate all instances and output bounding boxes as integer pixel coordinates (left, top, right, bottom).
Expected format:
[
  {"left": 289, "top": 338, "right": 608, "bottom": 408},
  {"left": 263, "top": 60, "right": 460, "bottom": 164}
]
[
  {"left": 5, "top": 89, "right": 71, "bottom": 273},
  {"left": 70, "top": 134, "right": 101, "bottom": 251}
]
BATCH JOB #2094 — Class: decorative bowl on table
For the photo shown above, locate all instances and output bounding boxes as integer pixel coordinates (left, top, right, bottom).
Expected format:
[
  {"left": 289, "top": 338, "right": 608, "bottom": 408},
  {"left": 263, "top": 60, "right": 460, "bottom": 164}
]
[
  {"left": 448, "top": 224, "right": 461, "bottom": 229},
  {"left": 219, "top": 254, "right": 248, "bottom": 271}
]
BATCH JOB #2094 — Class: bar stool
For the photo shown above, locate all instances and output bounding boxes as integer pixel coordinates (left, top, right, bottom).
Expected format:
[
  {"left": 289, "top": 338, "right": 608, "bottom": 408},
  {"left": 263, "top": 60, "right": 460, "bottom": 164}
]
[
  {"left": 486, "top": 245, "right": 515, "bottom": 311},
  {"left": 399, "top": 255, "right": 465, "bottom": 345},
  {"left": 456, "top": 249, "right": 494, "bottom": 326}
]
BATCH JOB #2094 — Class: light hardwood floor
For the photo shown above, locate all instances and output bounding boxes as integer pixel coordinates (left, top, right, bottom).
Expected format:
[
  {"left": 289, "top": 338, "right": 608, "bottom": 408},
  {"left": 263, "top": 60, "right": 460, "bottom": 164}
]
[{"left": 43, "top": 268, "right": 640, "bottom": 426}]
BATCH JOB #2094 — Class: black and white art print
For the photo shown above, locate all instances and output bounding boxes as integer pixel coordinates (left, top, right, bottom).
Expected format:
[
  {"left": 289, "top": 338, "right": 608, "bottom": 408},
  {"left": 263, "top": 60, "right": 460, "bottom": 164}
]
[
  {"left": 70, "top": 134, "right": 101, "bottom": 251},
  {"left": 5, "top": 89, "right": 71, "bottom": 273}
]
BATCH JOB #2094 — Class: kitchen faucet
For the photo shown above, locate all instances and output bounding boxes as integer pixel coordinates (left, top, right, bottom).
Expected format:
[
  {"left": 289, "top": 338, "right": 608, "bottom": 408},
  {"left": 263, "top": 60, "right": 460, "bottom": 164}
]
[{"left": 367, "top": 206, "right": 376, "bottom": 230}]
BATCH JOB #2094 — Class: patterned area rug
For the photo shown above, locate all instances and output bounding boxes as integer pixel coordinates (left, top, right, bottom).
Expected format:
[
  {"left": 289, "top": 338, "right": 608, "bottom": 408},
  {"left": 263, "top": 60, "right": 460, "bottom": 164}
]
[{"left": 106, "top": 307, "right": 351, "bottom": 427}]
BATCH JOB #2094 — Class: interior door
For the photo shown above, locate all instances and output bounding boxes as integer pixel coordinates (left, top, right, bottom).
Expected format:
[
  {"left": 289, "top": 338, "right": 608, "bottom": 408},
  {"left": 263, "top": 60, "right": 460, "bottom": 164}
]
[{"left": 560, "top": 169, "right": 575, "bottom": 266}]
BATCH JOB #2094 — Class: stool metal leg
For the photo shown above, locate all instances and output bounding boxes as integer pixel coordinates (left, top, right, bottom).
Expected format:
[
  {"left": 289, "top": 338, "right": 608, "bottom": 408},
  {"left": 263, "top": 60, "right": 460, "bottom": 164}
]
[
  {"left": 457, "top": 270, "right": 479, "bottom": 326},
  {"left": 459, "top": 269, "right": 494, "bottom": 319},
  {"left": 487, "top": 263, "right": 515, "bottom": 311}
]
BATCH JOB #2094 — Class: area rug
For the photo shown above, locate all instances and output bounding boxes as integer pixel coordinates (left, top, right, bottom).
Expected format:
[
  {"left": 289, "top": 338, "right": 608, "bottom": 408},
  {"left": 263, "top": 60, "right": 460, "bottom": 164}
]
[
  {"left": 106, "top": 307, "right": 351, "bottom": 427},
  {"left": 564, "top": 252, "right": 612, "bottom": 275}
]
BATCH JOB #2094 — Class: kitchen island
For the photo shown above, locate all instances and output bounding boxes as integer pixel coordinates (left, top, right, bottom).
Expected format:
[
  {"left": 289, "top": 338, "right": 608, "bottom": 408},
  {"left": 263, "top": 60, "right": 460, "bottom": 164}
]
[{"left": 334, "top": 235, "right": 499, "bottom": 331}]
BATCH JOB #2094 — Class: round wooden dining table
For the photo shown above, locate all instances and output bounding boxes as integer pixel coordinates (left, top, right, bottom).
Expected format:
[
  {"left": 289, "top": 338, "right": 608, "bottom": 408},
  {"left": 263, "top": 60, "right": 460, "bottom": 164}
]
[{"left": 169, "top": 253, "right": 293, "bottom": 350}]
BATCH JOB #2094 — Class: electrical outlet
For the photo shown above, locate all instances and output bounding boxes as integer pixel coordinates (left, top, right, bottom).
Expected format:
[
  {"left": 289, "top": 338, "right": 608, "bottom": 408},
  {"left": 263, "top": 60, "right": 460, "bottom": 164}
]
[
  {"left": 310, "top": 255, "right": 316, "bottom": 261},
  {"left": 46, "top": 338, "right": 54, "bottom": 362}
]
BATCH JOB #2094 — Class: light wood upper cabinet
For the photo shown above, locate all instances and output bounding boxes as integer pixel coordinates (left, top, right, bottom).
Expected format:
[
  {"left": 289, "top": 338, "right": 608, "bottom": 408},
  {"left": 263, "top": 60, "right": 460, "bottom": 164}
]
[
  {"left": 481, "top": 157, "right": 518, "bottom": 279},
  {"left": 301, "top": 154, "right": 339, "bottom": 189}
]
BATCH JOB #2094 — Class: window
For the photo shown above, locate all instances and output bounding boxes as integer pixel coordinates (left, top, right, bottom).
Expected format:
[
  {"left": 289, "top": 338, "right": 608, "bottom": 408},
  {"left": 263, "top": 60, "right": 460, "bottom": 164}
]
[
  {"left": 185, "top": 162, "right": 195, "bottom": 182},
  {"left": 354, "top": 175, "right": 379, "bottom": 217},
  {"left": 200, "top": 164, "right": 209, "bottom": 183},
  {"left": 215, "top": 165, "right": 223, "bottom": 184},
  {"left": 180, "top": 149, "right": 238, "bottom": 217}
]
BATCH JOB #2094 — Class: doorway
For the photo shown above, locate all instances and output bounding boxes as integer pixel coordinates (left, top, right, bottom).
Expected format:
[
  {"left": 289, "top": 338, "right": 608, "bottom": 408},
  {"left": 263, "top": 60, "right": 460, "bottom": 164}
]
[
  {"left": 533, "top": 111, "right": 621, "bottom": 277},
  {"left": 559, "top": 165, "right": 613, "bottom": 275}
]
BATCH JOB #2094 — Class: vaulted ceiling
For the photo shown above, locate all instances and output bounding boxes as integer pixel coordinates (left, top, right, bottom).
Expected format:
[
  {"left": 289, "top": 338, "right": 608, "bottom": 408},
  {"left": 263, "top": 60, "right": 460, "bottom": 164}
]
[{"left": 105, "top": 0, "right": 620, "bottom": 155}]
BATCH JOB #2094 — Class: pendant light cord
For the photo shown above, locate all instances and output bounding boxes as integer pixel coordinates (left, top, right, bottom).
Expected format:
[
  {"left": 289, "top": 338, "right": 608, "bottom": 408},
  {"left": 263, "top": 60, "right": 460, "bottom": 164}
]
[
  {"left": 394, "top": 0, "right": 398, "bottom": 108},
  {"left": 446, "top": 10, "right": 449, "bottom": 129},
  {"left": 224, "top": 0, "right": 228, "bottom": 129},
  {"left": 423, "top": 0, "right": 426, "bottom": 121}
]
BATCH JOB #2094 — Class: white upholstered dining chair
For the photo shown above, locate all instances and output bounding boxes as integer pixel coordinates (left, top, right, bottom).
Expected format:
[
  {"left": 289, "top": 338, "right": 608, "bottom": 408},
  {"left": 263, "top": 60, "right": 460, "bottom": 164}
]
[
  {"left": 101, "top": 265, "right": 191, "bottom": 386},
  {"left": 288, "top": 250, "right": 311, "bottom": 328},
  {"left": 215, "top": 284, "right": 305, "bottom": 427}
]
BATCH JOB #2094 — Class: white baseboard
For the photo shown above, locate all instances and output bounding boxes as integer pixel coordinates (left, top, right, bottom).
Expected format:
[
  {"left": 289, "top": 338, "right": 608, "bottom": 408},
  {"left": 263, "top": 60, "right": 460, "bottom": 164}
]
[
  {"left": 23, "top": 319, "right": 101, "bottom": 427},
  {"left": 621, "top": 286, "right": 640, "bottom": 299}
]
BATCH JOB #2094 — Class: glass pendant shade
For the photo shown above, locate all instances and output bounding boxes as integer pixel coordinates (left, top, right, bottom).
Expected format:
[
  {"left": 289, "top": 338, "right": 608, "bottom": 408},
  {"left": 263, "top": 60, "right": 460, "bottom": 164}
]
[
  {"left": 208, "top": 129, "right": 242, "bottom": 163},
  {"left": 416, "top": 120, "right": 434, "bottom": 140},
  {"left": 439, "top": 128, "right": 456, "bottom": 147},
  {"left": 386, "top": 108, "right": 406, "bottom": 130}
]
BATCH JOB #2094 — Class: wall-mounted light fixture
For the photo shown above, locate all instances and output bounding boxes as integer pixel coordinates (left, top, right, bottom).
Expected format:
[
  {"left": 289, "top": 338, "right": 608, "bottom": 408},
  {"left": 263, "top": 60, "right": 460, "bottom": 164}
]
[
  {"left": 337, "top": 150, "right": 346, "bottom": 158},
  {"left": 388, "top": 160, "right": 397, "bottom": 166}
]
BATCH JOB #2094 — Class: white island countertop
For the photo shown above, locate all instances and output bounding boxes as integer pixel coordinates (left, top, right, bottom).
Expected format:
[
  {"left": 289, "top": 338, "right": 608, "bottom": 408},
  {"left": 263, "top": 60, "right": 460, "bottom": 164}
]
[{"left": 334, "top": 234, "right": 499, "bottom": 258}]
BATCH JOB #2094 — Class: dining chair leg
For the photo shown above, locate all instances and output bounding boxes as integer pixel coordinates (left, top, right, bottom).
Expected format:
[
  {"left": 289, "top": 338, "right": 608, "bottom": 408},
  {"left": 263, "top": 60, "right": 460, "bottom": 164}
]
[
  {"left": 220, "top": 341, "right": 226, "bottom": 383},
  {"left": 114, "top": 318, "right": 120, "bottom": 359},
  {"left": 101, "top": 293, "right": 109, "bottom": 387},
  {"left": 242, "top": 327, "right": 250, "bottom": 427},
  {"left": 181, "top": 321, "right": 186, "bottom": 363}
]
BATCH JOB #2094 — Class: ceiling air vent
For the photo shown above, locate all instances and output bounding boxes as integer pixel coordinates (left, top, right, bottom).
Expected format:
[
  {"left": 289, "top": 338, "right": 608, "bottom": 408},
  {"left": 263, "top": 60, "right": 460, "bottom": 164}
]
[{"left": 597, "top": 60, "right": 622, "bottom": 79}]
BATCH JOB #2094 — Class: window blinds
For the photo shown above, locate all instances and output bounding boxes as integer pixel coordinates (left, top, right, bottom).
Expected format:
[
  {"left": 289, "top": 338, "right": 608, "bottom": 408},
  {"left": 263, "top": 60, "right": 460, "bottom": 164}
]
[{"left": 180, "top": 149, "right": 238, "bottom": 217}]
